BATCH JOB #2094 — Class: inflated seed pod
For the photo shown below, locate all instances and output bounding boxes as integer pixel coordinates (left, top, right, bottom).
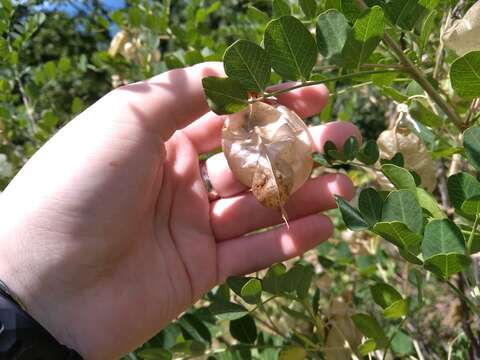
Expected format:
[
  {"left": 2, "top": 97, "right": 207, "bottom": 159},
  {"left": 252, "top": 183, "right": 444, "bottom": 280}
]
[
  {"left": 377, "top": 125, "right": 437, "bottom": 191},
  {"left": 222, "top": 102, "right": 313, "bottom": 215},
  {"left": 443, "top": 1, "right": 480, "bottom": 56}
]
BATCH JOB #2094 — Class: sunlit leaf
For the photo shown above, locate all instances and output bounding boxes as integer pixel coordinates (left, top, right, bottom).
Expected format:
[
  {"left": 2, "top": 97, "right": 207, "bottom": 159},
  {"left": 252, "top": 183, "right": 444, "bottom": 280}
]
[
  {"left": 342, "top": 6, "right": 385, "bottom": 69},
  {"left": 450, "top": 51, "right": 480, "bottom": 99},
  {"left": 382, "top": 190, "right": 424, "bottom": 234},
  {"left": 202, "top": 77, "right": 248, "bottom": 115},
  {"left": 264, "top": 15, "right": 317, "bottom": 80},
  {"left": 223, "top": 40, "right": 271, "bottom": 92},
  {"left": 316, "top": 9, "right": 351, "bottom": 65}
]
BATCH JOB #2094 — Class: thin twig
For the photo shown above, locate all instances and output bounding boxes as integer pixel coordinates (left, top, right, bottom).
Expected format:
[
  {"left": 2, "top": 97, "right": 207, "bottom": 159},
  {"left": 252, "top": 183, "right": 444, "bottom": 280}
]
[
  {"left": 353, "top": 0, "right": 464, "bottom": 130},
  {"left": 255, "top": 70, "right": 401, "bottom": 102},
  {"left": 468, "top": 215, "right": 480, "bottom": 255}
]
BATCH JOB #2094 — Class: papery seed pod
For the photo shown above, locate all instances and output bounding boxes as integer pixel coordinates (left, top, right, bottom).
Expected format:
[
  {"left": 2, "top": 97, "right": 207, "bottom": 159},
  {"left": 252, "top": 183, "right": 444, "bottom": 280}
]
[
  {"left": 108, "top": 30, "right": 128, "bottom": 57},
  {"left": 377, "top": 125, "right": 437, "bottom": 191},
  {"left": 222, "top": 102, "right": 313, "bottom": 216},
  {"left": 122, "top": 42, "right": 136, "bottom": 61},
  {"left": 443, "top": 1, "right": 480, "bottom": 56}
]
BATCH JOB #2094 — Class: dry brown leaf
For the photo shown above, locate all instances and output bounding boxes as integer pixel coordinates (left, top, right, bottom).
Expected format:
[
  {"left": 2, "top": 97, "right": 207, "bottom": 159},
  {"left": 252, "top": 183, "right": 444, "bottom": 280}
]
[
  {"left": 222, "top": 102, "right": 313, "bottom": 215},
  {"left": 377, "top": 126, "right": 437, "bottom": 191},
  {"left": 444, "top": 1, "right": 480, "bottom": 56}
]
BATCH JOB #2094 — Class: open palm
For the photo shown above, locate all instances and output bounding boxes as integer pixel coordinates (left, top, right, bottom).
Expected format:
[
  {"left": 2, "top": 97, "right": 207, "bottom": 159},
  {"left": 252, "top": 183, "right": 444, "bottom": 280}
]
[{"left": 0, "top": 63, "right": 360, "bottom": 359}]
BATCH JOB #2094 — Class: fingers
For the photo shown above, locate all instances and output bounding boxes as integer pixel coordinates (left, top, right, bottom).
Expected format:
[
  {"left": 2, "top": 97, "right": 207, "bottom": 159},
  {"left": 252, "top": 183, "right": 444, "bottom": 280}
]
[
  {"left": 217, "top": 214, "right": 333, "bottom": 282},
  {"left": 309, "top": 121, "right": 362, "bottom": 153},
  {"left": 183, "top": 83, "right": 329, "bottom": 153},
  {"left": 211, "top": 173, "right": 354, "bottom": 241},
  {"left": 95, "top": 62, "right": 225, "bottom": 141},
  {"left": 206, "top": 121, "right": 362, "bottom": 198}
]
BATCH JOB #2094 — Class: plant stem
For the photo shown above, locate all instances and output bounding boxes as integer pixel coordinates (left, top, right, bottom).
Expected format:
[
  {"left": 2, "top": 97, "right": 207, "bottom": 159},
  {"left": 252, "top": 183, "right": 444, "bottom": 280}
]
[
  {"left": 332, "top": 81, "right": 373, "bottom": 97},
  {"left": 256, "top": 69, "right": 399, "bottom": 102},
  {"left": 468, "top": 215, "right": 480, "bottom": 255},
  {"left": 7, "top": 42, "right": 36, "bottom": 136},
  {"left": 446, "top": 280, "right": 480, "bottom": 317},
  {"left": 352, "top": 0, "right": 464, "bottom": 129},
  {"left": 300, "top": 298, "right": 323, "bottom": 335},
  {"left": 313, "top": 63, "right": 406, "bottom": 72}
]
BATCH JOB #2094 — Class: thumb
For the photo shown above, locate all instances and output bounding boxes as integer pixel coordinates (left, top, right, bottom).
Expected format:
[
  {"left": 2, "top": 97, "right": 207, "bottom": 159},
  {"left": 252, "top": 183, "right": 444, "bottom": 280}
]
[{"left": 81, "top": 62, "right": 225, "bottom": 141}]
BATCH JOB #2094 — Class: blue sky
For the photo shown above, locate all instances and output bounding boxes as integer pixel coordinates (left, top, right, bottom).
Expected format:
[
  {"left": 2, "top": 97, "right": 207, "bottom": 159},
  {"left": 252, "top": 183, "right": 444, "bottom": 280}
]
[{"left": 36, "top": 0, "right": 125, "bottom": 13}]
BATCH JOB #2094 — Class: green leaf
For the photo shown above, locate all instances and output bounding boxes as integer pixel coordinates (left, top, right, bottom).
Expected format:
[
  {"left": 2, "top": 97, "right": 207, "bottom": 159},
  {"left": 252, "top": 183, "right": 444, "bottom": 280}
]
[
  {"left": 58, "top": 57, "right": 71, "bottom": 73},
  {"left": 184, "top": 50, "right": 204, "bottom": 66},
  {"left": 463, "top": 126, "right": 480, "bottom": 171},
  {"left": 382, "top": 190, "right": 424, "bottom": 234},
  {"left": 385, "top": 0, "right": 429, "bottom": 30},
  {"left": 381, "top": 164, "right": 416, "bottom": 192},
  {"left": 171, "top": 340, "right": 206, "bottom": 357},
  {"left": 409, "top": 100, "right": 443, "bottom": 128},
  {"left": 380, "top": 152, "right": 404, "bottom": 167},
  {"left": 223, "top": 40, "right": 271, "bottom": 92},
  {"left": 422, "top": 219, "right": 472, "bottom": 278},
  {"left": 416, "top": 188, "right": 446, "bottom": 219},
  {"left": 208, "top": 301, "right": 248, "bottom": 320},
  {"left": 202, "top": 77, "right": 248, "bottom": 115},
  {"left": 370, "top": 283, "right": 402, "bottom": 309},
  {"left": 358, "top": 339, "right": 377, "bottom": 356},
  {"left": 246, "top": 6, "right": 269, "bottom": 23},
  {"left": 358, "top": 188, "right": 383, "bottom": 226},
  {"left": 398, "top": 248, "right": 423, "bottom": 265},
  {"left": 272, "top": 0, "right": 291, "bottom": 18},
  {"left": 356, "top": 140, "right": 380, "bottom": 165},
  {"left": 164, "top": 54, "right": 184, "bottom": 69},
  {"left": 137, "top": 348, "right": 172, "bottom": 360},
  {"left": 278, "top": 346, "right": 306, "bottom": 360},
  {"left": 373, "top": 222, "right": 422, "bottom": 252},
  {"left": 335, "top": 195, "right": 369, "bottom": 230},
  {"left": 461, "top": 196, "right": 480, "bottom": 215},
  {"left": 178, "top": 313, "right": 212, "bottom": 344},
  {"left": 422, "top": 219, "right": 466, "bottom": 259},
  {"left": 229, "top": 315, "right": 257, "bottom": 344},
  {"left": 342, "top": 6, "right": 385, "bottom": 69},
  {"left": 424, "top": 254, "right": 471, "bottom": 279},
  {"left": 299, "top": 0, "right": 317, "bottom": 19},
  {"left": 391, "top": 330, "right": 414, "bottom": 356},
  {"left": 447, "top": 172, "right": 480, "bottom": 213},
  {"left": 316, "top": 9, "right": 351, "bottom": 64},
  {"left": 383, "top": 299, "right": 408, "bottom": 319},
  {"left": 262, "top": 263, "right": 288, "bottom": 294},
  {"left": 128, "top": 7, "right": 142, "bottom": 27},
  {"left": 343, "top": 136, "right": 359, "bottom": 161},
  {"left": 450, "top": 51, "right": 480, "bottom": 99},
  {"left": 240, "top": 278, "right": 263, "bottom": 304},
  {"left": 264, "top": 15, "right": 317, "bottom": 80},
  {"left": 324, "top": 140, "right": 344, "bottom": 161},
  {"left": 227, "top": 276, "right": 254, "bottom": 296},
  {"left": 351, "top": 313, "right": 388, "bottom": 347},
  {"left": 419, "top": 10, "right": 437, "bottom": 54},
  {"left": 289, "top": 262, "right": 315, "bottom": 299}
]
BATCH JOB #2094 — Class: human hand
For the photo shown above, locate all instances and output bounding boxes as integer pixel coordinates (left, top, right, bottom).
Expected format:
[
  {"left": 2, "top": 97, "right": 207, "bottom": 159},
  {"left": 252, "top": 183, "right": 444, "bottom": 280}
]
[{"left": 0, "top": 62, "right": 361, "bottom": 359}]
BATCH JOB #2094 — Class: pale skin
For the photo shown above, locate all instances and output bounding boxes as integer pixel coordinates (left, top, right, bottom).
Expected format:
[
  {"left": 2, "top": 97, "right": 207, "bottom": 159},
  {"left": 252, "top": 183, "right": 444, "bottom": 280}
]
[{"left": 0, "top": 62, "right": 361, "bottom": 359}]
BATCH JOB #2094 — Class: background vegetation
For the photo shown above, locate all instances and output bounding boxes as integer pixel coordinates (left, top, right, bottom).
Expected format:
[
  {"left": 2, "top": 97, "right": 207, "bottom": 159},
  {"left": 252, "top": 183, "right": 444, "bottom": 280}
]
[{"left": 2, "top": 0, "right": 480, "bottom": 359}]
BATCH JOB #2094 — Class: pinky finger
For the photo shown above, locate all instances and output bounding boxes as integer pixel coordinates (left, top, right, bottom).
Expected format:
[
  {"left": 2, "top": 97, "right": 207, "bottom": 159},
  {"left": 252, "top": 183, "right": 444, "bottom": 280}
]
[{"left": 216, "top": 214, "right": 333, "bottom": 282}]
